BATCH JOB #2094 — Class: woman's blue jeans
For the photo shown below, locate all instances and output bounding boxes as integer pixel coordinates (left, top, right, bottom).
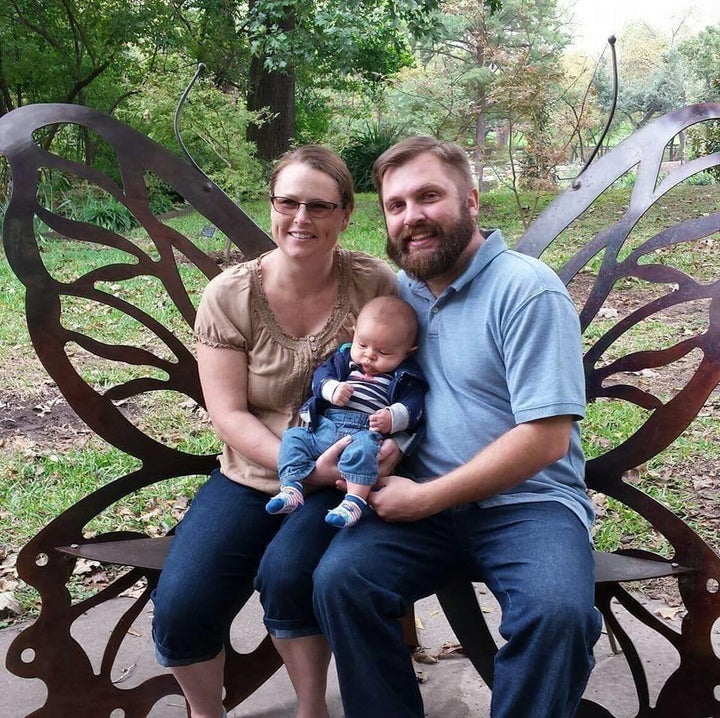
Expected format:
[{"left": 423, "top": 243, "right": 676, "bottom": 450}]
[
  {"left": 151, "top": 469, "right": 342, "bottom": 666},
  {"left": 313, "top": 500, "right": 602, "bottom": 718}
]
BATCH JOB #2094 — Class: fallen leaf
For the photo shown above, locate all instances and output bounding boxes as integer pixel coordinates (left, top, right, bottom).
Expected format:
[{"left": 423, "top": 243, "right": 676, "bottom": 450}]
[
  {"left": 0, "top": 591, "right": 21, "bottom": 616},
  {"left": 120, "top": 584, "right": 147, "bottom": 599},
  {"left": 436, "top": 642, "right": 465, "bottom": 659},
  {"left": 598, "top": 306, "right": 618, "bottom": 318},
  {"left": 415, "top": 669, "right": 428, "bottom": 684},
  {"left": 0, "top": 578, "right": 18, "bottom": 592},
  {"left": 112, "top": 661, "right": 138, "bottom": 684},
  {"left": 412, "top": 648, "right": 438, "bottom": 665},
  {"left": 73, "top": 558, "right": 101, "bottom": 575},
  {"left": 173, "top": 496, "right": 189, "bottom": 511},
  {"left": 655, "top": 605, "right": 683, "bottom": 621},
  {"left": 84, "top": 569, "right": 110, "bottom": 585}
]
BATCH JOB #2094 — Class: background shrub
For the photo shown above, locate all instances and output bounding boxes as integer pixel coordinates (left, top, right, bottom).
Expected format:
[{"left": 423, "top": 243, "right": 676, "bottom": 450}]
[{"left": 341, "top": 123, "right": 403, "bottom": 193}]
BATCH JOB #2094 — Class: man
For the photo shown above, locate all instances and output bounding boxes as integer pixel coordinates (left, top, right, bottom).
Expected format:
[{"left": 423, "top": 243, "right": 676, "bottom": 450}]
[{"left": 313, "top": 136, "right": 602, "bottom": 718}]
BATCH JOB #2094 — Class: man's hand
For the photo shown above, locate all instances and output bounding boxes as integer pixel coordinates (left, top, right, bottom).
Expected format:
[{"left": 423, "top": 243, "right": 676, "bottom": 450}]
[
  {"left": 369, "top": 408, "right": 392, "bottom": 434},
  {"left": 377, "top": 438, "right": 402, "bottom": 477},
  {"left": 367, "top": 475, "right": 434, "bottom": 521},
  {"left": 331, "top": 382, "right": 354, "bottom": 406}
]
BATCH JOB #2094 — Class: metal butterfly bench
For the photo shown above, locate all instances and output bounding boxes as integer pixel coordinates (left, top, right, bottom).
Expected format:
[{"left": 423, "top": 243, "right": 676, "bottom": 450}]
[{"left": 1, "top": 102, "right": 719, "bottom": 717}]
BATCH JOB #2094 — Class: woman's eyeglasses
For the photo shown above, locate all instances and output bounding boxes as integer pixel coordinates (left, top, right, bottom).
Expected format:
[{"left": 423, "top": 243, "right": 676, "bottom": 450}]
[{"left": 270, "top": 195, "right": 344, "bottom": 219}]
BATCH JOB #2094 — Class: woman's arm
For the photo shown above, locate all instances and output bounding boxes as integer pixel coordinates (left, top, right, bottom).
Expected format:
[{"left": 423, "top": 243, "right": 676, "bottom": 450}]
[
  {"left": 197, "top": 342, "right": 282, "bottom": 471},
  {"left": 198, "top": 341, "right": 357, "bottom": 485}
]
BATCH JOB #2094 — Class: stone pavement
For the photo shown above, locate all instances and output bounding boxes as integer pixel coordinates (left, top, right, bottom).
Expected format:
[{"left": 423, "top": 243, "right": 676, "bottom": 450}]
[{"left": 0, "top": 585, "right": 688, "bottom": 717}]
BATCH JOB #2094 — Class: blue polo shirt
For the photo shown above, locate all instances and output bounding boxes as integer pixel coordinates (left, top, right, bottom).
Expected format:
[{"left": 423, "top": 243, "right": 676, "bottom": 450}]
[{"left": 399, "top": 230, "right": 594, "bottom": 533}]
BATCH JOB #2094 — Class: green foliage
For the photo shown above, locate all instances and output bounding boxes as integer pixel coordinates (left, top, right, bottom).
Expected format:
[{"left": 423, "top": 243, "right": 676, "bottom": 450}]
[
  {"left": 684, "top": 170, "right": 717, "bottom": 186},
  {"left": 295, "top": 88, "right": 334, "bottom": 145},
  {"left": 244, "top": 0, "right": 444, "bottom": 156},
  {"left": 593, "top": 28, "right": 691, "bottom": 130},
  {"left": 0, "top": 0, "right": 175, "bottom": 112},
  {"left": 338, "top": 194, "right": 388, "bottom": 256},
  {"left": 679, "top": 25, "right": 720, "bottom": 101},
  {"left": 145, "top": 175, "right": 184, "bottom": 215},
  {"left": 1, "top": 443, "right": 209, "bottom": 551},
  {"left": 687, "top": 120, "right": 720, "bottom": 181},
  {"left": 120, "top": 62, "right": 266, "bottom": 200},
  {"left": 72, "top": 190, "right": 137, "bottom": 234},
  {"left": 341, "top": 123, "right": 404, "bottom": 192},
  {"left": 246, "top": 0, "right": 440, "bottom": 82},
  {"left": 383, "top": 0, "right": 572, "bottom": 203}
]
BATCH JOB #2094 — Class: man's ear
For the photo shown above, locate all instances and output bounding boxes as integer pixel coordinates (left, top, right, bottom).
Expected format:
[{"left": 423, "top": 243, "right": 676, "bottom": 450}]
[
  {"left": 408, "top": 345, "right": 419, "bottom": 355},
  {"left": 467, "top": 187, "right": 480, "bottom": 217}
]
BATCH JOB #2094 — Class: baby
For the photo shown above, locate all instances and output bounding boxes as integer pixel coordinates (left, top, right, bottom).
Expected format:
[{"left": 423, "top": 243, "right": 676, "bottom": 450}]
[{"left": 266, "top": 295, "right": 427, "bottom": 528}]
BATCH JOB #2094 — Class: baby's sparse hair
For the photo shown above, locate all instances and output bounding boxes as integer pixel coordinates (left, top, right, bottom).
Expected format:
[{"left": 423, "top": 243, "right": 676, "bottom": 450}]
[{"left": 358, "top": 295, "right": 418, "bottom": 348}]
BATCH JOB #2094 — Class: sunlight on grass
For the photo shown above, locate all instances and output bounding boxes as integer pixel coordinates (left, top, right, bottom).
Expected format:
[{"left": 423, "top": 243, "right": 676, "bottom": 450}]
[
  {"left": 1, "top": 445, "right": 141, "bottom": 545},
  {"left": 1, "top": 442, "right": 214, "bottom": 547},
  {"left": 584, "top": 400, "right": 720, "bottom": 554},
  {"left": 582, "top": 400, "right": 650, "bottom": 461}
]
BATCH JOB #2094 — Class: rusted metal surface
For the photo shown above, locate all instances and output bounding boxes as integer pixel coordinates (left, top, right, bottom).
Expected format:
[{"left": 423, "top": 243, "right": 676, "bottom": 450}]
[
  {"left": 2, "top": 102, "right": 720, "bottom": 716},
  {"left": 518, "top": 103, "right": 720, "bottom": 717},
  {"left": 0, "top": 103, "right": 277, "bottom": 716}
]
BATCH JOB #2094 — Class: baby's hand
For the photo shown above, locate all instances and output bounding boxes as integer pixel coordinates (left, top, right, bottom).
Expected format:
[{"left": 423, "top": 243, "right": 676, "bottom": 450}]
[
  {"left": 331, "top": 382, "right": 354, "bottom": 406},
  {"left": 369, "top": 408, "right": 392, "bottom": 434}
]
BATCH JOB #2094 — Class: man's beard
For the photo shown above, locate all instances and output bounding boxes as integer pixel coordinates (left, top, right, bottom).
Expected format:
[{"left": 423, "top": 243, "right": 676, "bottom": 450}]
[{"left": 386, "top": 206, "right": 476, "bottom": 281}]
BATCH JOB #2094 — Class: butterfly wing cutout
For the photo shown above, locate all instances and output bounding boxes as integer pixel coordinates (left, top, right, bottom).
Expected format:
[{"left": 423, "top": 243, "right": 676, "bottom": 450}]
[
  {"left": 1, "top": 103, "right": 279, "bottom": 715},
  {"left": 517, "top": 103, "right": 720, "bottom": 717}
]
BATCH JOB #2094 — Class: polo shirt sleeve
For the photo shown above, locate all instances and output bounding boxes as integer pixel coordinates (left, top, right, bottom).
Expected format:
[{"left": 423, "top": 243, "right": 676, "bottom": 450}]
[{"left": 502, "top": 288, "right": 586, "bottom": 424}]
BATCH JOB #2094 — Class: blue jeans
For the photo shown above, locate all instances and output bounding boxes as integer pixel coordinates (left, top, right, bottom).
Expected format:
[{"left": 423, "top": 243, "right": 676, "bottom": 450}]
[
  {"left": 313, "top": 501, "right": 602, "bottom": 718},
  {"left": 151, "top": 469, "right": 342, "bottom": 666},
  {"left": 278, "top": 409, "right": 383, "bottom": 487}
]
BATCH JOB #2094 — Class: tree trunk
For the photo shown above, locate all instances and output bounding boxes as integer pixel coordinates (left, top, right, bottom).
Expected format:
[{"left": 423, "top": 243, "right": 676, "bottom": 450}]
[
  {"left": 246, "top": 57, "right": 295, "bottom": 161},
  {"left": 246, "top": 1, "right": 296, "bottom": 162},
  {"left": 474, "top": 111, "right": 487, "bottom": 193}
]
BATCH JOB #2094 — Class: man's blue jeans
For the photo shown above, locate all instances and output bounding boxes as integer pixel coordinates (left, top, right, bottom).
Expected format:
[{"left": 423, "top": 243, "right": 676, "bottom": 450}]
[{"left": 313, "top": 500, "right": 602, "bottom": 718}]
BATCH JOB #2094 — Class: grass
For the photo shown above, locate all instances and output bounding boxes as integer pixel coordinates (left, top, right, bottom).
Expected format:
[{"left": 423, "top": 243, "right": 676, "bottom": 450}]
[
  {"left": 0, "top": 257, "right": 31, "bottom": 350},
  {"left": 2, "top": 183, "right": 720, "bottom": 625}
]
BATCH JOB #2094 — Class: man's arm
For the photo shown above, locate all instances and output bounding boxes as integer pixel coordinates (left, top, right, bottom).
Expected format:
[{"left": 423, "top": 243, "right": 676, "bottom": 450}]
[{"left": 367, "top": 415, "right": 573, "bottom": 521}]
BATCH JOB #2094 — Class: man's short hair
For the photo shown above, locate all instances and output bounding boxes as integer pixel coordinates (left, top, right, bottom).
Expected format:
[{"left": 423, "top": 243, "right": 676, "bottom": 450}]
[{"left": 372, "top": 136, "right": 474, "bottom": 199}]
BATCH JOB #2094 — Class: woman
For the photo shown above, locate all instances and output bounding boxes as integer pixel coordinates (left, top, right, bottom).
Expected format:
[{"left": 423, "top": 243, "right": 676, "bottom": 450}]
[{"left": 150, "top": 145, "right": 398, "bottom": 718}]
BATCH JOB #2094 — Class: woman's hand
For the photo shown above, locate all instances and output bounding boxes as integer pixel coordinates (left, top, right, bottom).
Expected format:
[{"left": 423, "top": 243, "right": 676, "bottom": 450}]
[
  {"left": 305, "top": 435, "right": 353, "bottom": 489},
  {"left": 306, "top": 435, "right": 402, "bottom": 493}
]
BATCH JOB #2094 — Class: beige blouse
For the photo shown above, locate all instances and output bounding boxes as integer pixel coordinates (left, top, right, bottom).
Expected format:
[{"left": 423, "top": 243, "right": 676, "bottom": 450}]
[{"left": 195, "top": 248, "right": 398, "bottom": 493}]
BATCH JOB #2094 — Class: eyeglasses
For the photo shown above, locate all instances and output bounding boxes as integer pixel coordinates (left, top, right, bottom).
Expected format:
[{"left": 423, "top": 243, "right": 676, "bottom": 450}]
[{"left": 270, "top": 195, "right": 344, "bottom": 219}]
